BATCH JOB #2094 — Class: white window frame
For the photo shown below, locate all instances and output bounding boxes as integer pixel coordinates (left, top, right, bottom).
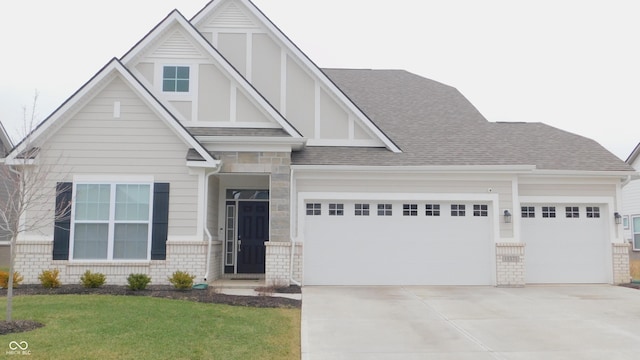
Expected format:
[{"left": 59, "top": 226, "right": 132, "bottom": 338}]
[
  {"left": 542, "top": 206, "right": 556, "bottom": 218},
  {"left": 306, "top": 203, "right": 321, "bottom": 216},
  {"left": 403, "top": 203, "right": 418, "bottom": 216},
  {"left": 633, "top": 216, "right": 640, "bottom": 251},
  {"left": 425, "top": 204, "right": 440, "bottom": 216},
  {"left": 329, "top": 203, "right": 344, "bottom": 216},
  {"left": 355, "top": 203, "right": 370, "bottom": 216},
  {"left": 69, "top": 181, "right": 154, "bottom": 262}
]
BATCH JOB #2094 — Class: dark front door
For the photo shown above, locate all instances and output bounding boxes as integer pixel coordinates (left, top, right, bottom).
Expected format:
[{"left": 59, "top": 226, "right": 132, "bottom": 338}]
[{"left": 237, "top": 201, "right": 269, "bottom": 273}]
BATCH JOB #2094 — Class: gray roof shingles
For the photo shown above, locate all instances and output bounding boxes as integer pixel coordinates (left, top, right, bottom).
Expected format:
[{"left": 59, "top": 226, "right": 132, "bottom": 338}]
[{"left": 291, "top": 69, "right": 631, "bottom": 172}]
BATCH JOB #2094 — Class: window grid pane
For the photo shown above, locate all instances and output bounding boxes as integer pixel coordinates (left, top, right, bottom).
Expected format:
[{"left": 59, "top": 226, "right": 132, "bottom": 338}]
[
  {"left": 586, "top": 206, "right": 600, "bottom": 218},
  {"left": 542, "top": 206, "right": 556, "bottom": 218},
  {"left": 75, "top": 184, "right": 110, "bottom": 221},
  {"left": 306, "top": 203, "right": 321, "bottom": 216},
  {"left": 451, "top": 204, "right": 466, "bottom": 216},
  {"left": 425, "top": 204, "right": 440, "bottom": 216},
  {"left": 355, "top": 203, "right": 370, "bottom": 216},
  {"left": 565, "top": 206, "right": 580, "bottom": 218},
  {"left": 377, "top": 204, "right": 392, "bottom": 216},
  {"left": 329, "top": 203, "right": 344, "bottom": 216},
  {"left": 521, "top": 206, "right": 535, "bottom": 218},
  {"left": 403, "top": 204, "right": 418, "bottom": 216},
  {"left": 474, "top": 204, "right": 488, "bottom": 217},
  {"left": 162, "top": 66, "right": 189, "bottom": 92}
]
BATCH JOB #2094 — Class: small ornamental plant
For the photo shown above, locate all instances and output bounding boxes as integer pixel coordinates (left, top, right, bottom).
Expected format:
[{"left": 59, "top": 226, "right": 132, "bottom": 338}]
[
  {"left": 39, "top": 269, "right": 61, "bottom": 289},
  {"left": 168, "top": 271, "right": 196, "bottom": 290},
  {"left": 0, "top": 271, "right": 23, "bottom": 289},
  {"left": 127, "top": 273, "right": 151, "bottom": 291},
  {"left": 80, "top": 270, "right": 106, "bottom": 288}
]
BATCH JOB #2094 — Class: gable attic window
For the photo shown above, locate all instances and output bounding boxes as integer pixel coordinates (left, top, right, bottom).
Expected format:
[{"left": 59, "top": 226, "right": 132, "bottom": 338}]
[{"left": 162, "top": 66, "right": 189, "bottom": 92}]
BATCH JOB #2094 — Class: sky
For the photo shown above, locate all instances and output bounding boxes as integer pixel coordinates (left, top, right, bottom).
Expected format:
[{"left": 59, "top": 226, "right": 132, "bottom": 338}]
[{"left": 1, "top": 0, "right": 638, "bottom": 160}]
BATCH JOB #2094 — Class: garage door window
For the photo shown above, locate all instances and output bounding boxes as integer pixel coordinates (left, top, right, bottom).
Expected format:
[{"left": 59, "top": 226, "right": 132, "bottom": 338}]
[
  {"left": 521, "top": 206, "right": 535, "bottom": 218},
  {"left": 586, "top": 206, "right": 600, "bottom": 218},
  {"left": 633, "top": 217, "right": 640, "bottom": 251},
  {"left": 306, "top": 203, "right": 321, "bottom": 216},
  {"left": 403, "top": 204, "right": 418, "bottom": 216},
  {"left": 451, "top": 204, "right": 466, "bottom": 216},
  {"left": 378, "top": 204, "right": 392, "bottom": 216},
  {"left": 425, "top": 204, "right": 440, "bottom": 216},
  {"left": 565, "top": 206, "right": 579, "bottom": 218},
  {"left": 355, "top": 204, "right": 370, "bottom": 216},
  {"left": 542, "top": 206, "right": 556, "bottom": 218},
  {"left": 329, "top": 203, "right": 344, "bottom": 216},
  {"left": 474, "top": 205, "right": 488, "bottom": 217}
]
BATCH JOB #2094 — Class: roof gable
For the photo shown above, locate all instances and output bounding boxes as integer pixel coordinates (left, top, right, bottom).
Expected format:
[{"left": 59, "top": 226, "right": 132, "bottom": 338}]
[
  {"left": 0, "top": 121, "right": 12, "bottom": 156},
  {"left": 626, "top": 142, "right": 640, "bottom": 169},
  {"left": 121, "top": 10, "right": 302, "bottom": 137},
  {"left": 191, "top": 0, "right": 401, "bottom": 152},
  {"left": 5, "top": 58, "right": 218, "bottom": 167}
]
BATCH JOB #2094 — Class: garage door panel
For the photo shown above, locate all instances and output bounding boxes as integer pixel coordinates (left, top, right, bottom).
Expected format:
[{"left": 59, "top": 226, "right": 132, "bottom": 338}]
[
  {"left": 303, "top": 201, "right": 493, "bottom": 285},
  {"left": 523, "top": 204, "right": 610, "bottom": 284}
]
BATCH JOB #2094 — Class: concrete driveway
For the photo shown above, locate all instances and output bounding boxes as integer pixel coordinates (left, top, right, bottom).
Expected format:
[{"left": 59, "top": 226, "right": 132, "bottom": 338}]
[{"left": 301, "top": 285, "right": 640, "bottom": 359}]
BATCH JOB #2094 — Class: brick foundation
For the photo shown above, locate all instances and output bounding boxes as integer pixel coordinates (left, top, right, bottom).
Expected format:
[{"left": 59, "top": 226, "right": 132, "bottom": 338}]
[
  {"left": 496, "top": 243, "right": 525, "bottom": 287},
  {"left": 265, "top": 241, "right": 302, "bottom": 286},
  {"left": 15, "top": 240, "right": 207, "bottom": 285},
  {"left": 612, "top": 243, "right": 630, "bottom": 284}
]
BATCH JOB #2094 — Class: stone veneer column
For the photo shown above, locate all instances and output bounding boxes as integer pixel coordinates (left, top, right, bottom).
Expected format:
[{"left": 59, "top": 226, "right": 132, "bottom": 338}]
[
  {"left": 495, "top": 243, "right": 526, "bottom": 287},
  {"left": 612, "top": 243, "right": 630, "bottom": 284}
]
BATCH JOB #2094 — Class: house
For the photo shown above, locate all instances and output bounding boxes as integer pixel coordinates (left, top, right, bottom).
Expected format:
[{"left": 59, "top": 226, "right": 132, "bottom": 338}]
[
  {"left": 622, "top": 142, "right": 640, "bottom": 263},
  {"left": 0, "top": 121, "right": 14, "bottom": 265},
  {"left": 4, "top": 0, "right": 635, "bottom": 286}
]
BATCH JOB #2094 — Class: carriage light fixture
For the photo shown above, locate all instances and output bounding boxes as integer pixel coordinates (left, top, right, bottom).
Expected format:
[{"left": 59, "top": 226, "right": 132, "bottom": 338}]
[
  {"left": 503, "top": 210, "right": 512, "bottom": 224},
  {"left": 614, "top": 212, "right": 622, "bottom": 225}
]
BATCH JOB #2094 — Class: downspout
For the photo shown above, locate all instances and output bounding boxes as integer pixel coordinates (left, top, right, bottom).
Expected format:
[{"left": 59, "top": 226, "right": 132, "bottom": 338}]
[
  {"left": 289, "top": 167, "right": 301, "bottom": 286},
  {"left": 203, "top": 164, "right": 222, "bottom": 282}
]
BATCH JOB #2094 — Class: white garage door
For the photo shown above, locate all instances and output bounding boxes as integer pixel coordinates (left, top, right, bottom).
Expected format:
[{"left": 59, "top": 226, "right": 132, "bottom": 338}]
[
  {"left": 521, "top": 204, "right": 610, "bottom": 283},
  {"left": 303, "top": 200, "right": 494, "bottom": 285}
]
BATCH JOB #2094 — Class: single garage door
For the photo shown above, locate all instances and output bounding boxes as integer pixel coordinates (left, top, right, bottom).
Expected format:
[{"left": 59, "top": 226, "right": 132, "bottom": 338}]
[
  {"left": 521, "top": 204, "right": 610, "bottom": 283},
  {"left": 303, "top": 200, "right": 494, "bottom": 285}
]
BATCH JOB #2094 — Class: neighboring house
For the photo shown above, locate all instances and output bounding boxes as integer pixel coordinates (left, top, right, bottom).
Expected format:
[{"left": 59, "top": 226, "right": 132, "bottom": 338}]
[
  {"left": 4, "top": 0, "right": 635, "bottom": 286},
  {"left": 622, "top": 142, "right": 640, "bottom": 262},
  {"left": 0, "top": 121, "right": 14, "bottom": 266}
]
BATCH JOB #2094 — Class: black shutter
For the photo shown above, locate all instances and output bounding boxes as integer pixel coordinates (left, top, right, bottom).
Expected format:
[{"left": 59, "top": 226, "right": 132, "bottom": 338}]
[
  {"left": 52, "top": 182, "right": 72, "bottom": 260},
  {"left": 151, "top": 183, "right": 170, "bottom": 260}
]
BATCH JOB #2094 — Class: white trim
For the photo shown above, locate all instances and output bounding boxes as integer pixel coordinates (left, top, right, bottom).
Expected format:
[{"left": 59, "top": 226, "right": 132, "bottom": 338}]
[
  {"left": 306, "top": 139, "right": 388, "bottom": 147},
  {"left": 314, "top": 81, "right": 321, "bottom": 138},
  {"left": 180, "top": 121, "right": 281, "bottom": 128},
  {"left": 113, "top": 101, "right": 121, "bottom": 118},
  {"left": 230, "top": 86, "right": 237, "bottom": 122},
  {"left": 292, "top": 164, "right": 538, "bottom": 173},
  {"left": 73, "top": 174, "right": 154, "bottom": 183},
  {"left": 280, "top": 49, "right": 287, "bottom": 115}
]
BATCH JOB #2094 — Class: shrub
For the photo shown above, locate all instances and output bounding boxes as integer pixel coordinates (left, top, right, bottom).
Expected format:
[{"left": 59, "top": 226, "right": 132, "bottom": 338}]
[
  {"left": 39, "top": 269, "right": 61, "bottom": 289},
  {"left": 0, "top": 271, "right": 23, "bottom": 288},
  {"left": 80, "top": 270, "right": 106, "bottom": 288},
  {"left": 168, "top": 271, "right": 195, "bottom": 290},
  {"left": 127, "top": 273, "right": 151, "bottom": 291}
]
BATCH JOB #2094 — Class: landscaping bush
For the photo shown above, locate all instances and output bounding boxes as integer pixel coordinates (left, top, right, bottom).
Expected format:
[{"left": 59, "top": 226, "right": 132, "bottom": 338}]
[
  {"left": 0, "top": 271, "right": 23, "bottom": 288},
  {"left": 127, "top": 273, "right": 151, "bottom": 291},
  {"left": 80, "top": 270, "right": 106, "bottom": 288},
  {"left": 39, "top": 269, "right": 61, "bottom": 289},
  {"left": 168, "top": 271, "right": 195, "bottom": 290}
]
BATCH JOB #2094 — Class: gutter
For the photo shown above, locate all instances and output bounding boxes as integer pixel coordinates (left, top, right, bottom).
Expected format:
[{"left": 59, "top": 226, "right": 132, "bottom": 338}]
[
  {"left": 289, "top": 167, "right": 301, "bottom": 287},
  {"left": 202, "top": 164, "right": 222, "bottom": 282}
]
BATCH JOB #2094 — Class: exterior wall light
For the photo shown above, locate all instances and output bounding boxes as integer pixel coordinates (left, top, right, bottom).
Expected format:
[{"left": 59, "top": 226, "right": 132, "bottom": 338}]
[
  {"left": 504, "top": 210, "right": 512, "bottom": 223},
  {"left": 614, "top": 212, "right": 622, "bottom": 225}
]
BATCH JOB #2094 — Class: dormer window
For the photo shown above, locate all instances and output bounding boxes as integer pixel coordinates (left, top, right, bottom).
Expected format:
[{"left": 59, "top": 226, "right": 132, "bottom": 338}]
[{"left": 162, "top": 66, "right": 189, "bottom": 92}]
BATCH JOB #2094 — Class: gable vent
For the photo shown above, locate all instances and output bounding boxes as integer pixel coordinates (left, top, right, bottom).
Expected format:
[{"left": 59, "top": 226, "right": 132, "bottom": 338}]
[
  {"left": 150, "top": 30, "right": 206, "bottom": 59},
  {"left": 209, "top": 2, "right": 258, "bottom": 28}
]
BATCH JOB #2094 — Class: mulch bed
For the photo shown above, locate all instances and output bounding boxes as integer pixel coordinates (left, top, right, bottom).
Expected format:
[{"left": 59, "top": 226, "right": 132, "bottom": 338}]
[
  {"left": 0, "top": 284, "right": 301, "bottom": 335},
  {"left": 619, "top": 282, "right": 640, "bottom": 290}
]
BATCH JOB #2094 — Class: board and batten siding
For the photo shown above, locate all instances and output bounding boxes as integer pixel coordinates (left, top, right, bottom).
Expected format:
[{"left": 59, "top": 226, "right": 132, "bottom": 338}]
[
  {"left": 34, "top": 75, "right": 200, "bottom": 239},
  {"left": 194, "top": 3, "right": 383, "bottom": 145}
]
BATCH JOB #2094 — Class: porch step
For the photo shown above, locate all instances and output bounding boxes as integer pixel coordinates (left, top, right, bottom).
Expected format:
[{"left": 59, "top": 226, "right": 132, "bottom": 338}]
[{"left": 209, "top": 278, "right": 266, "bottom": 289}]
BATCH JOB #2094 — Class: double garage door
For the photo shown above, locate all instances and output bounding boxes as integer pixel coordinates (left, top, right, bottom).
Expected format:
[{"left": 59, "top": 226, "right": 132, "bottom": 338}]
[
  {"left": 303, "top": 200, "right": 494, "bottom": 285},
  {"left": 521, "top": 203, "right": 610, "bottom": 284}
]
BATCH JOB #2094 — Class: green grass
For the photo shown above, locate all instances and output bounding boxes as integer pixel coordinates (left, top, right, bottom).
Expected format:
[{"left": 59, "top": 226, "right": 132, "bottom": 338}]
[{"left": 0, "top": 295, "right": 300, "bottom": 360}]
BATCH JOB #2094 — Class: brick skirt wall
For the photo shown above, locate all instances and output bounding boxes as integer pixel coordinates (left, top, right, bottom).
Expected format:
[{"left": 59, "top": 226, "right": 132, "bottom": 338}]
[
  {"left": 496, "top": 243, "right": 526, "bottom": 287},
  {"left": 265, "top": 242, "right": 302, "bottom": 286},
  {"left": 14, "top": 241, "right": 207, "bottom": 285}
]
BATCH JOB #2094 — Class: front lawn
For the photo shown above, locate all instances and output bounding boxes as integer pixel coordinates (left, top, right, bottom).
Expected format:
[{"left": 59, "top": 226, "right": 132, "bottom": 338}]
[{"left": 0, "top": 295, "right": 300, "bottom": 359}]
